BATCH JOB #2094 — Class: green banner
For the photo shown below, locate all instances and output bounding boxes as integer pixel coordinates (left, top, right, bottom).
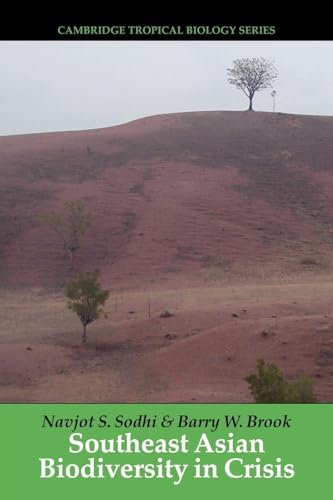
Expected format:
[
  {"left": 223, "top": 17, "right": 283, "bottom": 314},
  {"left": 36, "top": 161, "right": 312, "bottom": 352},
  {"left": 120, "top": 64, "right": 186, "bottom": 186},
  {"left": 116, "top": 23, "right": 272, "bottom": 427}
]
[{"left": 1, "top": 404, "right": 331, "bottom": 498}]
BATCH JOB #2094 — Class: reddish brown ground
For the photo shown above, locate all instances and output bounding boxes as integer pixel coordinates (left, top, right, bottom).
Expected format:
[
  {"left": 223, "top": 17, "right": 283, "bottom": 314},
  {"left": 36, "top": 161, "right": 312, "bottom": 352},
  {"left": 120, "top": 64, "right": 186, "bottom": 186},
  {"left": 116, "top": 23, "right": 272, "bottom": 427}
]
[{"left": 1, "top": 111, "right": 333, "bottom": 402}]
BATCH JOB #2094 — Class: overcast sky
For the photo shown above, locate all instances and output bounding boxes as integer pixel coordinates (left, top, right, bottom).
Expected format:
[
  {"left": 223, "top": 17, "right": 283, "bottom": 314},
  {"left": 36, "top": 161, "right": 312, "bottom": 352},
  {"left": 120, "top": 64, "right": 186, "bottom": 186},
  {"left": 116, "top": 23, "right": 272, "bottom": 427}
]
[{"left": 1, "top": 41, "right": 333, "bottom": 136}]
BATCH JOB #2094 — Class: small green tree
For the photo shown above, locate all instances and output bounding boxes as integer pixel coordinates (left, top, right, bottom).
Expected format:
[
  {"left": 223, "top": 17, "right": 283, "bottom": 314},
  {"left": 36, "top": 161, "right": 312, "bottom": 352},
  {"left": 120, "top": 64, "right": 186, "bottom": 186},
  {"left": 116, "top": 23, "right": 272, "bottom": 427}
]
[
  {"left": 245, "top": 359, "right": 316, "bottom": 403},
  {"left": 245, "top": 358, "right": 290, "bottom": 403},
  {"left": 65, "top": 270, "right": 109, "bottom": 344},
  {"left": 292, "top": 377, "right": 316, "bottom": 403},
  {"left": 42, "top": 200, "right": 91, "bottom": 270}
]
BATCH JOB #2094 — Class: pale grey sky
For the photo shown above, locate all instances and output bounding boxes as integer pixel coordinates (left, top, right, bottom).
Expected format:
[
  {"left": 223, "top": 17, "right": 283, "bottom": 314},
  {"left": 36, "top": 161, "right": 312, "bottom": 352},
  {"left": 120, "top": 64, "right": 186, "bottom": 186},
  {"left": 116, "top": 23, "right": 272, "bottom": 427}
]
[{"left": 1, "top": 41, "right": 333, "bottom": 136}]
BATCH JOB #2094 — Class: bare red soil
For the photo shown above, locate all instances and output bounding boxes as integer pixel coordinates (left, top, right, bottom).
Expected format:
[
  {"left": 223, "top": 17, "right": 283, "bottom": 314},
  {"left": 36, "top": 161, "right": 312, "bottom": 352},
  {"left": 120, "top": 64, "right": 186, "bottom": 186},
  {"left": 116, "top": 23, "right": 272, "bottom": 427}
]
[{"left": 1, "top": 111, "right": 333, "bottom": 402}]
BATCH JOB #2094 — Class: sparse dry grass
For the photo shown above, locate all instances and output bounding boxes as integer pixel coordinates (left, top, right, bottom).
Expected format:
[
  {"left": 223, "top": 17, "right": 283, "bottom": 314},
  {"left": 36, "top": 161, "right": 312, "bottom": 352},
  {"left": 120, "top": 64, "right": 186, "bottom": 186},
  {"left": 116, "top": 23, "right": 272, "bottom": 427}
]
[{"left": 1, "top": 275, "right": 333, "bottom": 402}]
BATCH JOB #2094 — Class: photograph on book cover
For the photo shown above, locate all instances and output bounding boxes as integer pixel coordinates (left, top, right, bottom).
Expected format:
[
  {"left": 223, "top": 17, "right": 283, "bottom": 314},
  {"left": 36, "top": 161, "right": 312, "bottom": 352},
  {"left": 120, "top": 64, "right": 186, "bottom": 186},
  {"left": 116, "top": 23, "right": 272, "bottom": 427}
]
[{"left": 1, "top": 39, "right": 333, "bottom": 404}]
